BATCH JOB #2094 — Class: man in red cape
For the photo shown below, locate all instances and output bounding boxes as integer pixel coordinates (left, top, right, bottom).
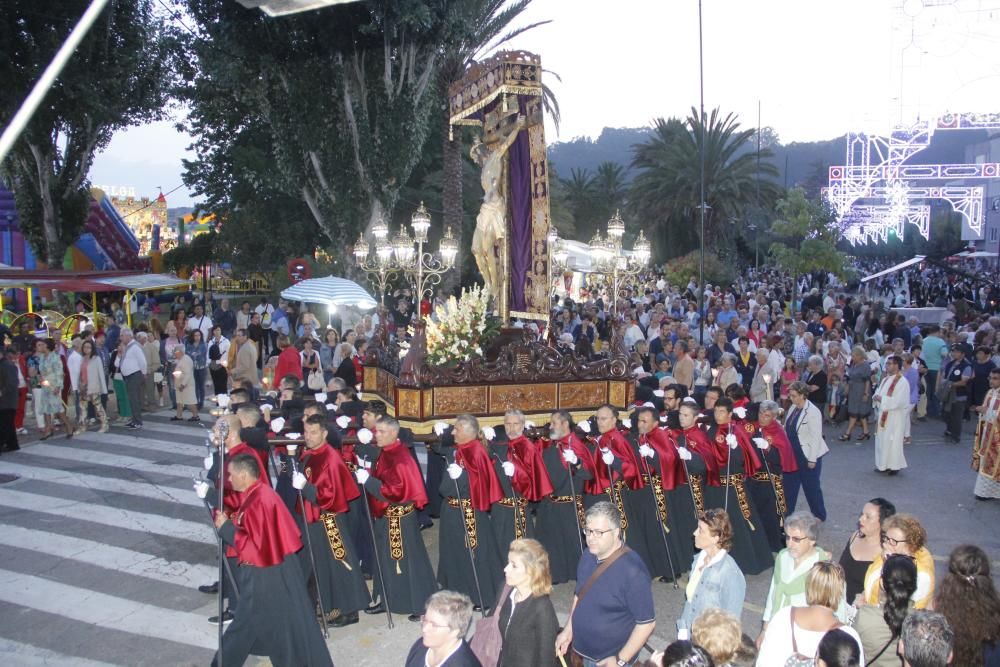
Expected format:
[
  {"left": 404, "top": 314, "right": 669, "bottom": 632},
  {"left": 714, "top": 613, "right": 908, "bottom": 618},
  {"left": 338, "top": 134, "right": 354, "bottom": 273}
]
[{"left": 211, "top": 453, "right": 332, "bottom": 667}]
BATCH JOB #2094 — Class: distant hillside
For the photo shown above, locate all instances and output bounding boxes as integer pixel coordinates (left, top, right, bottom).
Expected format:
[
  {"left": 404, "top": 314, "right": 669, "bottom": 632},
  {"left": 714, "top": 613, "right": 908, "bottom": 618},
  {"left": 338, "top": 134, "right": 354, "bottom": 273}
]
[{"left": 547, "top": 124, "right": 990, "bottom": 193}]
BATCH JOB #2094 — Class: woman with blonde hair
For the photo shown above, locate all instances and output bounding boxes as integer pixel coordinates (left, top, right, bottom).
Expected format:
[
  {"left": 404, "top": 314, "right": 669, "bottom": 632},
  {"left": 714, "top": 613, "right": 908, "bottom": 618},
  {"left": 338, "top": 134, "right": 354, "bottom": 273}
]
[
  {"left": 862, "top": 513, "right": 935, "bottom": 609},
  {"left": 405, "top": 590, "right": 480, "bottom": 667},
  {"left": 492, "top": 538, "right": 558, "bottom": 667},
  {"left": 692, "top": 608, "right": 746, "bottom": 667},
  {"left": 757, "top": 562, "right": 864, "bottom": 665}
]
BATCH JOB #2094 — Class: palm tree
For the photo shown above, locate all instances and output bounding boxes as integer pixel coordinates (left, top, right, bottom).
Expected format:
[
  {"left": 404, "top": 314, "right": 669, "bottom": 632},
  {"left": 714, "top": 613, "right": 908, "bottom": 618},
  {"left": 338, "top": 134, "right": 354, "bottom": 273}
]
[
  {"left": 629, "top": 108, "right": 781, "bottom": 261},
  {"left": 436, "top": 0, "right": 551, "bottom": 283}
]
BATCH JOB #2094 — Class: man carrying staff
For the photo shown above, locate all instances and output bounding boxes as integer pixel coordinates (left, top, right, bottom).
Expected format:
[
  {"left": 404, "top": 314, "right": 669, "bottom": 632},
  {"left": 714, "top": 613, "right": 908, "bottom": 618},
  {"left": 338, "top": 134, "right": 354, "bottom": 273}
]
[
  {"left": 874, "top": 354, "right": 910, "bottom": 476},
  {"left": 292, "top": 414, "right": 371, "bottom": 628},
  {"left": 211, "top": 453, "right": 333, "bottom": 667},
  {"left": 356, "top": 415, "right": 436, "bottom": 622},
  {"left": 435, "top": 413, "right": 505, "bottom": 611}
]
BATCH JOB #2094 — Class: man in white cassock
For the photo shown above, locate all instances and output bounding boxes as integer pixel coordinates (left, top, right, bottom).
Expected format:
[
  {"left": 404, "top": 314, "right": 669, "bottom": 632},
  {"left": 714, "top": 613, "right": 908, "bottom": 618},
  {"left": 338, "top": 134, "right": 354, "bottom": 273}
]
[{"left": 874, "top": 355, "right": 910, "bottom": 475}]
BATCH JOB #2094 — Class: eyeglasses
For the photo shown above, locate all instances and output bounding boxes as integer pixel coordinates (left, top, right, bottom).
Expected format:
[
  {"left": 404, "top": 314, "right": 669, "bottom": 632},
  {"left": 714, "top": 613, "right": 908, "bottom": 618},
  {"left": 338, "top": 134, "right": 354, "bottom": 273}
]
[
  {"left": 419, "top": 615, "right": 451, "bottom": 629},
  {"left": 583, "top": 527, "right": 616, "bottom": 538},
  {"left": 784, "top": 533, "right": 812, "bottom": 544},
  {"left": 881, "top": 532, "right": 910, "bottom": 547}
]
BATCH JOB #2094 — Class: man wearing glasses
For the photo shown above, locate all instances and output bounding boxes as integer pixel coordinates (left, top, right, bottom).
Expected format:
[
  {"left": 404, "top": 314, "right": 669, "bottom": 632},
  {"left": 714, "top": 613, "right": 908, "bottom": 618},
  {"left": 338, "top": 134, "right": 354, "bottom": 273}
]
[{"left": 555, "top": 502, "right": 655, "bottom": 667}]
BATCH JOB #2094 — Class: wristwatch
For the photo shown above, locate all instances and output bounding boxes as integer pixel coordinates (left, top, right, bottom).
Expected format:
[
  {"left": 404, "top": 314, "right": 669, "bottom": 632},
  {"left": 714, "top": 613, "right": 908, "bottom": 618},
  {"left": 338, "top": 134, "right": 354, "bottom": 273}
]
[{"left": 616, "top": 657, "right": 628, "bottom": 667}]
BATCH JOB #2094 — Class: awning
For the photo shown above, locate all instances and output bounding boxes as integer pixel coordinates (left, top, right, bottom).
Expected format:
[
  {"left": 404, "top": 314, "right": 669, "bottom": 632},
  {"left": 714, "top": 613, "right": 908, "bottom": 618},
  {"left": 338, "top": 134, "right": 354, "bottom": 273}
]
[
  {"left": 0, "top": 270, "right": 191, "bottom": 292},
  {"left": 860, "top": 256, "right": 925, "bottom": 283}
]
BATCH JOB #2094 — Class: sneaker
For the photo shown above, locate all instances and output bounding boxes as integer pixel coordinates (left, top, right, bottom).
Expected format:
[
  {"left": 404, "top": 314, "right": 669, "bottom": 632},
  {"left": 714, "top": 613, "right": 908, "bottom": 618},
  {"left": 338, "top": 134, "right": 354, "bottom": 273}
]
[
  {"left": 16, "top": 428, "right": 27, "bottom": 435},
  {"left": 207, "top": 610, "right": 234, "bottom": 624},
  {"left": 126, "top": 423, "right": 141, "bottom": 430}
]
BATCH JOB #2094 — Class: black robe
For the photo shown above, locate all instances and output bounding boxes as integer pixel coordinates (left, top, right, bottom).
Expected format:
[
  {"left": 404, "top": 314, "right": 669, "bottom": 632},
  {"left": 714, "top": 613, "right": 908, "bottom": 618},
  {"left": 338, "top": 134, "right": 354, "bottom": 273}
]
[{"left": 535, "top": 445, "right": 591, "bottom": 584}]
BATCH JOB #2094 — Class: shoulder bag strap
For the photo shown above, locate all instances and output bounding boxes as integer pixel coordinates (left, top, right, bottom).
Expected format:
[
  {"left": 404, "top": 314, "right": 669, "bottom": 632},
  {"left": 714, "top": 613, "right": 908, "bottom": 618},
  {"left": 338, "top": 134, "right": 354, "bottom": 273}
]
[
  {"left": 866, "top": 634, "right": 895, "bottom": 666},
  {"left": 789, "top": 607, "right": 799, "bottom": 655},
  {"left": 576, "top": 546, "right": 631, "bottom": 604}
]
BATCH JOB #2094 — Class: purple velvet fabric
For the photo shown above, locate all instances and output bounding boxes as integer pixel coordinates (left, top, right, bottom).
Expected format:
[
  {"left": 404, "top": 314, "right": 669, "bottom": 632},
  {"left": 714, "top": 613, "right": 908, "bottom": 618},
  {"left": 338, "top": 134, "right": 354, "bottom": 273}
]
[{"left": 507, "top": 122, "right": 532, "bottom": 312}]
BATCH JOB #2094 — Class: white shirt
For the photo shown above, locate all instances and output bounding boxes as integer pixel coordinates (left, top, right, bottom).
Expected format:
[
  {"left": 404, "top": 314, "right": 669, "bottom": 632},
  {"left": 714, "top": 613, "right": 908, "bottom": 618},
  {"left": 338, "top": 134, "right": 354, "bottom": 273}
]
[
  {"left": 255, "top": 303, "right": 275, "bottom": 330},
  {"left": 209, "top": 335, "right": 231, "bottom": 357},
  {"left": 119, "top": 340, "right": 148, "bottom": 376},
  {"left": 67, "top": 350, "right": 83, "bottom": 391},
  {"left": 186, "top": 314, "right": 213, "bottom": 339}
]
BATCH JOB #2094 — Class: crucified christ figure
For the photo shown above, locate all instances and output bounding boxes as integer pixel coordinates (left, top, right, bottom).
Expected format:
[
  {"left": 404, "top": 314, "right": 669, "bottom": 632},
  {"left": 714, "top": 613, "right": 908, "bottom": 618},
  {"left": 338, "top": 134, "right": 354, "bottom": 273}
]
[{"left": 470, "top": 114, "right": 526, "bottom": 301}]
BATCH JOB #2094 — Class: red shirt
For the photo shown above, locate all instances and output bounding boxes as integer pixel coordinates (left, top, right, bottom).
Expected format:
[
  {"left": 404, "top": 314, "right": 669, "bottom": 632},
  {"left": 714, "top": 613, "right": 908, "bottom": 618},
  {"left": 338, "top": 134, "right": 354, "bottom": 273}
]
[{"left": 275, "top": 346, "right": 303, "bottom": 382}]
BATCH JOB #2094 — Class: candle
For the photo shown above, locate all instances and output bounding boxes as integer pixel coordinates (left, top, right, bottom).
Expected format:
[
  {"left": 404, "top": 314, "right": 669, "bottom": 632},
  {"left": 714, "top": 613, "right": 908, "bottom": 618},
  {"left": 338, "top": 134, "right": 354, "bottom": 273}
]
[
  {"left": 287, "top": 443, "right": 298, "bottom": 455},
  {"left": 172, "top": 370, "right": 182, "bottom": 378}
]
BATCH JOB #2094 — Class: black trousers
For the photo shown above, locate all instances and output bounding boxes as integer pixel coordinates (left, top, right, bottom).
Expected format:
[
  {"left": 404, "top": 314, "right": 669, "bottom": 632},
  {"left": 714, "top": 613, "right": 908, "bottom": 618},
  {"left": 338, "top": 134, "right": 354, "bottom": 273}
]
[
  {"left": 946, "top": 400, "right": 966, "bottom": 440},
  {"left": 0, "top": 408, "right": 18, "bottom": 451}
]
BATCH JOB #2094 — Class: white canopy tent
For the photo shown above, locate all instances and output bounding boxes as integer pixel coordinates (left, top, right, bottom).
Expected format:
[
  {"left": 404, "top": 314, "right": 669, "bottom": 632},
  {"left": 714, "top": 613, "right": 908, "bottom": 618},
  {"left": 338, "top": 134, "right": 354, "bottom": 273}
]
[{"left": 860, "top": 256, "right": 925, "bottom": 283}]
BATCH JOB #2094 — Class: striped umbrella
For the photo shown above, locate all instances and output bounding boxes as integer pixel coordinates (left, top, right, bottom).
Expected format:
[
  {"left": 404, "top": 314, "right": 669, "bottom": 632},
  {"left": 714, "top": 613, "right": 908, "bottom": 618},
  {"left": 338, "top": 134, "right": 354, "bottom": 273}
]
[{"left": 280, "top": 275, "right": 377, "bottom": 309}]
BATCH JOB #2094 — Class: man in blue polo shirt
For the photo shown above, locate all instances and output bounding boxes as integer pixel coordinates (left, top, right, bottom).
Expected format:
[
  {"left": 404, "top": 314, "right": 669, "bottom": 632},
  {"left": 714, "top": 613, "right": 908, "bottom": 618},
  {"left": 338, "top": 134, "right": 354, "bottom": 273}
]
[{"left": 555, "top": 502, "right": 656, "bottom": 667}]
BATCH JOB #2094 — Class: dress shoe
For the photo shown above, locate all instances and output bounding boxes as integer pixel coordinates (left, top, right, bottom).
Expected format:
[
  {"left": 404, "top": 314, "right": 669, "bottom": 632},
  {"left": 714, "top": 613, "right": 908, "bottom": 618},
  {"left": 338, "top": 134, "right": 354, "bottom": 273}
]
[
  {"left": 975, "top": 495, "right": 996, "bottom": 501},
  {"left": 408, "top": 614, "right": 421, "bottom": 623},
  {"left": 199, "top": 582, "right": 219, "bottom": 594},
  {"left": 330, "top": 612, "right": 359, "bottom": 628},
  {"left": 208, "top": 610, "right": 234, "bottom": 624},
  {"left": 887, "top": 470, "right": 899, "bottom": 476},
  {"left": 363, "top": 602, "right": 386, "bottom": 615}
]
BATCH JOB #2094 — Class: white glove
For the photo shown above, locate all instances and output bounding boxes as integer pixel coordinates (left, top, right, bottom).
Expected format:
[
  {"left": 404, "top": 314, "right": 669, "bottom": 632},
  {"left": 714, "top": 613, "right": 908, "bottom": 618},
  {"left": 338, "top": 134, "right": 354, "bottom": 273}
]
[
  {"left": 216, "top": 394, "right": 231, "bottom": 408},
  {"left": 447, "top": 463, "right": 463, "bottom": 480},
  {"left": 355, "top": 468, "right": 370, "bottom": 485},
  {"left": 360, "top": 457, "right": 372, "bottom": 470},
  {"left": 725, "top": 432, "right": 739, "bottom": 449},
  {"left": 753, "top": 437, "right": 770, "bottom": 450},
  {"left": 577, "top": 420, "right": 591, "bottom": 433},
  {"left": 659, "top": 414, "right": 668, "bottom": 423},
  {"left": 325, "top": 403, "right": 336, "bottom": 411},
  {"left": 357, "top": 427, "right": 373, "bottom": 444},
  {"left": 562, "top": 449, "right": 578, "bottom": 465},
  {"left": 271, "top": 417, "right": 286, "bottom": 433},
  {"left": 481, "top": 426, "right": 496, "bottom": 441},
  {"left": 266, "top": 390, "right": 278, "bottom": 398},
  {"left": 622, "top": 418, "right": 632, "bottom": 429},
  {"left": 260, "top": 403, "right": 274, "bottom": 413},
  {"left": 639, "top": 444, "right": 655, "bottom": 459},
  {"left": 434, "top": 421, "right": 449, "bottom": 436},
  {"left": 525, "top": 420, "right": 536, "bottom": 429},
  {"left": 502, "top": 461, "right": 515, "bottom": 477},
  {"left": 194, "top": 481, "right": 210, "bottom": 499},
  {"left": 653, "top": 389, "right": 665, "bottom": 397},
  {"left": 733, "top": 406, "right": 747, "bottom": 419},
  {"left": 314, "top": 392, "right": 327, "bottom": 403},
  {"left": 336, "top": 415, "right": 350, "bottom": 429},
  {"left": 292, "top": 472, "right": 307, "bottom": 490},
  {"left": 643, "top": 401, "right": 655, "bottom": 408},
  {"left": 601, "top": 448, "right": 614, "bottom": 465},
  {"left": 678, "top": 446, "right": 693, "bottom": 461},
  {"left": 286, "top": 432, "right": 302, "bottom": 440},
  {"left": 203, "top": 453, "right": 215, "bottom": 470}
]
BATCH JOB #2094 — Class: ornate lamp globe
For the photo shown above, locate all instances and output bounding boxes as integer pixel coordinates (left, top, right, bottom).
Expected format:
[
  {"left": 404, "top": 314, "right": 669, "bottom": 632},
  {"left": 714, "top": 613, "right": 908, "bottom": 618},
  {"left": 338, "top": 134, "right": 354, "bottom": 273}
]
[
  {"left": 589, "top": 231, "right": 614, "bottom": 272},
  {"left": 438, "top": 226, "right": 459, "bottom": 269},
  {"left": 353, "top": 233, "right": 369, "bottom": 265},
  {"left": 411, "top": 201, "right": 431, "bottom": 243},
  {"left": 632, "top": 230, "right": 651, "bottom": 266},
  {"left": 607, "top": 209, "right": 626, "bottom": 244},
  {"left": 552, "top": 240, "right": 569, "bottom": 269},
  {"left": 375, "top": 237, "right": 394, "bottom": 268},
  {"left": 547, "top": 228, "right": 559, "bottom": 246},
  {"left": 392, "top": 227, "right": 415, "bottom": 266},
  {"left": 371, "top": 215, "right": 390, "bottom": 242}
]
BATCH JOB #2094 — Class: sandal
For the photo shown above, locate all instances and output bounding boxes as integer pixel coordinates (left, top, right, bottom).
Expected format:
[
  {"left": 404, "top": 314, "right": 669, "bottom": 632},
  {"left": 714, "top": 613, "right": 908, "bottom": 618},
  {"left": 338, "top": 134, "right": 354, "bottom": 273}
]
[
  {"left": 170, "top": 416, "right": 183, "bottom": 421},
  {"left": 837, "top": 434, "right": 851, "bottom": 441},
  {"left": 858, "top": 433, "right": 871, "bottom": 441}
]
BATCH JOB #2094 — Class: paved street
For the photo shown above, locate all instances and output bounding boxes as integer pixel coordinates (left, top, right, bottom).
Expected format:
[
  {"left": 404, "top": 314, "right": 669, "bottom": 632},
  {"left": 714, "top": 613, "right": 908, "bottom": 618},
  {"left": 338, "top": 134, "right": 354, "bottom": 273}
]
[{"left": 0, "top": 410, "right": 997, "bottom": 666}]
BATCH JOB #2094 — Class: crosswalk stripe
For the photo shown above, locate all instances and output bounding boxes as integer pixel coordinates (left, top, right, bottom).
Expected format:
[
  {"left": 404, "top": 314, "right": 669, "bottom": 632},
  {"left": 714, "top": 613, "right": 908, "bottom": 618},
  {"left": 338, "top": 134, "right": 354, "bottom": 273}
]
[
  {"left": 0, "top": 488, "right": 212, "bottom": 544},
  {"left": 139, "top": 420, "right": 214, "bottom": 438},
  {"left": 24, "top": 443, "right": 200, "bottom": 480},
  {"left": 0, "top": 461, "right": 200, "bottom": 506},
  {"left": 0, "top": 569, "right": 217, "bottom": 651},
  {"left": 73, "top": 431, "right": 208, "bottom": 458},
  {"left": 0, "top": 524, "right": 216, "bottom": 589},
  {"left": 0, "top": 638, "right": 121, "bottom": 667}
]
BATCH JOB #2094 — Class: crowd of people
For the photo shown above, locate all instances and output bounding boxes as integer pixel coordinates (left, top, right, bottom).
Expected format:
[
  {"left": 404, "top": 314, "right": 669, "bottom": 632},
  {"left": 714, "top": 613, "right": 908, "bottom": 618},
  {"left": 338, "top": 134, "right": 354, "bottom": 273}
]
[{"left": 1, "top": 260, "right": 999, "bottom": 667}]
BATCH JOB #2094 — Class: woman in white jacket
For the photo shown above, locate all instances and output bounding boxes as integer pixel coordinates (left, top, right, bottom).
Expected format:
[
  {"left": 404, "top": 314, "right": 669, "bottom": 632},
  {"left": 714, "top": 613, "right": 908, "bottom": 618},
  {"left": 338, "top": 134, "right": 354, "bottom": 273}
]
[
  {"left": 75, "top": 340, "right": 109, "bottom": 434},
  {"left": 784, "top": 380, "right": 830, "bottom": 522}
]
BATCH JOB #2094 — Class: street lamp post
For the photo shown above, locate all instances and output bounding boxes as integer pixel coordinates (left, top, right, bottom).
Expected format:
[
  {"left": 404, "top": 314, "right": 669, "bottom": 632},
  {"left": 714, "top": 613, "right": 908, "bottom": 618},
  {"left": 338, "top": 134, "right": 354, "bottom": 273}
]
[
  {"left": 588, "top": 210, "right": 651, "bottom": 320},
  {"left": 353, "top": 202, "right": 457, "bottom": 312},
  {"left": 747, "top": 221, "right": 759, "bottom": 272}
]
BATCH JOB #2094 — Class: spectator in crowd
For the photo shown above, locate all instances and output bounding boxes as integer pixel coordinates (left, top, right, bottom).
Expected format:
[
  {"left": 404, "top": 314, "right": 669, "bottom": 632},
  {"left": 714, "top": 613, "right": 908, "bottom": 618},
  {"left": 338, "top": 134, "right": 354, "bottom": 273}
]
[
  {"left": 404, "top": 590, "right": 480, "bottom": 667},
  {"left": 839, "top": 346, "right": 872, "bottom": 442},
  {"left": 838, "top": 498, "right": 896, "bottom": 602},
  {"left": 932, "top": 544, "right": 1000, "bottom": 667},
  {"left": 784, "top": 381, "right": 829, "bottom": 521},
  {"left": 852, "top": 553, "right": 917, "bottom": 667},
  {"left": 678, "top": 509, "right": 746, "bottom": 634},
  {"left": 495, "top": 538, "right": 559, "bottom": 667},
  {"left": 692, "top": 608, "right": 748, "bottom": 667},
  {"left": 761, "top": 511, "right": 838, "bottom": 641},
  {"left": 898, "top": 610, "right": 954, "bottom": 667},
  {"left": 556, "top": 501, "right": 656, "bottom": 667},
  {"left": 649, "top": 641, "right": 715, "bottom": 667},
  {"left": 941, "top": 343, "right": 973, "bottom": 444},
  {"left": 756, "top": 562, "right": 863, "bottom": 665},
  {"left": 803, "top": 355, "right": 829, "bottom": 418},
  {"left": 863, "top": 514, "right": 935, "bottom": 609},
  {"left": 815, "top": 628, "right": 862, "bottom": 667}
]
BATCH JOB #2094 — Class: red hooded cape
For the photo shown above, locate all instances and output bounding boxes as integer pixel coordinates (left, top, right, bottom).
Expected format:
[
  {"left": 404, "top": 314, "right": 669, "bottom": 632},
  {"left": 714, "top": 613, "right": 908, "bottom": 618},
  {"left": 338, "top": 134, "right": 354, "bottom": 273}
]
[
  {"left": 758, "top": 420, "right": 799, "bottom": 473},
  {"left": 229, "top": 479, "right": 303, "bottom": 568},
  {"left": 640, "top": 427, "right": 687, "bottom": 490},
  {"left": 455, "top": 440, "right": 505, "bottom": 512},
  {"left": 545, "top": 432, "right": 603, "bottom": 495},
  {"left": 298, "top": 442, "right": 361, "bottom": 521},
  {"left": 506, "top": 435, "right": 555, "bottom": 501},
  {"left": 369, "top": 440, "right": 428, "bottom": 518},
  {"left": 710, "top": 421, "right": 762, "bottom": 477},
  {"left": 680, "top": 425, "right": 721, "bottom": 486},
  {"left": 597, "top": 429, "right": 645, "bottom": 490}
]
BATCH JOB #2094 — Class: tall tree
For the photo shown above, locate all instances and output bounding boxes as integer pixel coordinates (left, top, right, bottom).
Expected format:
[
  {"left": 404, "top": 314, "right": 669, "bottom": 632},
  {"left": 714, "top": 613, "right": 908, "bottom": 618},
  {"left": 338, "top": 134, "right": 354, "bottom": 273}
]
[
  {"left": 629, "top": 108, "right": 782, "bottom": 261},
  {"left": 0, "top": 0, "right": 179, "bottom": 264},
  {"left": 769, "top": 187, "right": 847, "bottom": 312},
  {"left": 561, "top": 167, "right": 596, "bottom": 238},
  {"left": 592, "top": 160, "right": 628, "bottom": 220}
]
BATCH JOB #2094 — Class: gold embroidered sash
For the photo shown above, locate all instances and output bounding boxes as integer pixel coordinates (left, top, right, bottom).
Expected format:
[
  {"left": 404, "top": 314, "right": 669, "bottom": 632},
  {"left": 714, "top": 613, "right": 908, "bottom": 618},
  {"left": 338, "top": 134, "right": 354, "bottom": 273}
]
[
  {"left": 445, "top": 497, "right": 479, "bottom": 550},
  {"left": 687, "top": 474, "right": 705, "bottom": 513},
  {"left": 551, "top": 493, "right": 586, "bottom": 529},
  {"left": 644, "top": 472, "right": 669, "bottom": 533},
  {"left": 383, "top": 502, "right": 415, "bottom": 574},
  {"left": 720, "top": 473, "right": 755, "bottom": 531},
  {"left": 320, "top": 512, "right": 352, "bottom": 570},
  {"left": 498, "top": 496, "right": 529, "bottom": 538}
]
